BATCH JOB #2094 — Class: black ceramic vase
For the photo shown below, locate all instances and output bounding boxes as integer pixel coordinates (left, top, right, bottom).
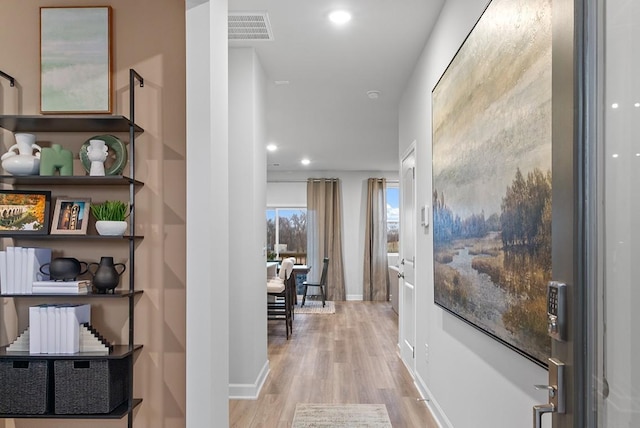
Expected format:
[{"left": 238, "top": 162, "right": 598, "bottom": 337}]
[
  {"left": 89, "top": 256, "right": 126, "bottom": 294},
  {"left": 40, "top": 257, "right": 89, "bottom": 281}
]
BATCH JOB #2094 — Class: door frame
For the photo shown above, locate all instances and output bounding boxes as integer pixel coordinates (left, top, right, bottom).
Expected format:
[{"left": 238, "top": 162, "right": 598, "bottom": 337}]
[{"left": 551, "top": 0, "right": 597, "bottom": 426}]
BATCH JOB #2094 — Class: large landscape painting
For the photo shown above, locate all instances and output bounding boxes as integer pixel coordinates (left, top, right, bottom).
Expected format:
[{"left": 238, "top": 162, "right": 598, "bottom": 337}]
[{"left": 432, "top": 0, "right": 552, "bottom": 365}]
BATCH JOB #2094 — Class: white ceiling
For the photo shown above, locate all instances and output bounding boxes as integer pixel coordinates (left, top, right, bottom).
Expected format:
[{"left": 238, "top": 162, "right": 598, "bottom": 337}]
[{"left": 223, "top": 0, "right": 445, "bottom": 172}]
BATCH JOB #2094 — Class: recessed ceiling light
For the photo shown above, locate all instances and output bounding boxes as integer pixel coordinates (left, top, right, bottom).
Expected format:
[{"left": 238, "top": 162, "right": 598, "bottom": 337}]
[
  {"left": 329, "top": 10, "right": 351, "bottom": 25},
  {"left": 367, "top": 90, "right": 381, "bottom": 99},
  {"left": 301, "top": 158, "right": 311, "bottom": 166},
  {"left": 266, "top": 144, "right": 277, "bottom": 152}
]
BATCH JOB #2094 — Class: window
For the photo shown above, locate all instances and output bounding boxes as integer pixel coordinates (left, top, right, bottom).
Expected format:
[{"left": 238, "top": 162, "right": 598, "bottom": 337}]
[
  {"left": 386, "top": 184, "right": 399, "bottom": 253},
  {"left": 266, "top": 208, "right": 307, "bottom": 260}
]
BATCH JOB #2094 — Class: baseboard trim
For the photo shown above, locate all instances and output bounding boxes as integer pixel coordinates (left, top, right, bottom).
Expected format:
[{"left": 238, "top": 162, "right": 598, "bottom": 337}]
[
  {"left": 229, "top": 360, "right": 270, "bottom": 400},
  {"left": 346, "top": 294, "right": 363, "bottom": 301},
  {"left": 414, "top": 371, "right": 453, "bottom": 428}
]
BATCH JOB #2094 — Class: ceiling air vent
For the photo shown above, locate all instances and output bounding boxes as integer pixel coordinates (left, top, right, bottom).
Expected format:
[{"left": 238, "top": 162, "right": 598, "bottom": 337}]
[{"left": 228, "top": 12, "right": 274, "bottom": 41}]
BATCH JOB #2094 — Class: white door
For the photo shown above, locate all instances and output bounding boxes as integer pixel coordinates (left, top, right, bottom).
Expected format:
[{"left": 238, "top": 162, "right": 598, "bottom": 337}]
[{"left": 399, "top": 147, "right": 416, "bottom": 369}]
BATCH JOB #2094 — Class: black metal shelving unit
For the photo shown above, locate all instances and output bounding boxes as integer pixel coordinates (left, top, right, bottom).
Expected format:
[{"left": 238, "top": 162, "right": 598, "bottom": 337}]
[
  {"left": 0, "top": 69, "right": 145, "bottom": 427},
  {"left": 0, "top": 174, "right": 143, "bottom": 186}
]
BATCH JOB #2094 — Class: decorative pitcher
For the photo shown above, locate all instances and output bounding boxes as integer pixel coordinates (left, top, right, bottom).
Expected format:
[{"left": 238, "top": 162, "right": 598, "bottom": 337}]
[
  {"left": 1, "top": 133, "right": 41, "bottom": 175},
  {"left": 88, "top": 256, "right": 126, "bottom": 294}
]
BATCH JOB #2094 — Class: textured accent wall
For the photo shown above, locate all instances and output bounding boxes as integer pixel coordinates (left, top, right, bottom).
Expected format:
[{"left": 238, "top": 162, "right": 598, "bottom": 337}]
[{"left": 0, "top": 1, "right": 187, "bottom": 427}]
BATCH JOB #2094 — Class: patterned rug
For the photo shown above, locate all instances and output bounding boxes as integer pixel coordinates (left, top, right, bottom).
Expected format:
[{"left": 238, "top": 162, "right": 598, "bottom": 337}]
[
  {"left": 294, "top": 298, "right": 335, "bottom": 314},
  {"left": 292, "top": 404, "right": 392, "bottom": 427}
]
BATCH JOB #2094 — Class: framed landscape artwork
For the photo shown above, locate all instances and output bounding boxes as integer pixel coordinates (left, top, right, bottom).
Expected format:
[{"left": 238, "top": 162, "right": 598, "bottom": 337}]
[
  {"left": 431, "top": 0, "right": 552, "bottom": 366},
  {"left": 0, "top": 190, "right": 51, "bottom": 235},
  {"left": 40, "top": 6, "right": 112, "bottom": 114}
]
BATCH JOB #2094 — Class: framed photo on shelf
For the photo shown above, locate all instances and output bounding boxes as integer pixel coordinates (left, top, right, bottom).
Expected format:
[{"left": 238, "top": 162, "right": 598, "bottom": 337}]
[
  {"left": 40, "top": 6, "right": 113, "bottom": 114},
  {"left": 51, "top": 198, "right": 91, "bottom": 235},
  {"left": 0, "top": 190, "right": 51, "bottom": 235}
]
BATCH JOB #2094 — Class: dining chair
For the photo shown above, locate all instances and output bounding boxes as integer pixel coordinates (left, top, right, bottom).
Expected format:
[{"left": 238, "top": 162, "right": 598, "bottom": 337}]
[
  {"left": 301, "top": 257, "right": 329, "bottom": 307},
  {"left": 267, "top": 257, "right": 295, "bottom": 338}
]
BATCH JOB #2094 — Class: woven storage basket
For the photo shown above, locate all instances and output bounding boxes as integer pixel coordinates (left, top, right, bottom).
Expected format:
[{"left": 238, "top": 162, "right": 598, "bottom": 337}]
[
  {"left": 0, "top": 360, "right": 49, "bottom": 414},
  {"left": 54, "top": 359, "right": 128, "bottom": 414}
]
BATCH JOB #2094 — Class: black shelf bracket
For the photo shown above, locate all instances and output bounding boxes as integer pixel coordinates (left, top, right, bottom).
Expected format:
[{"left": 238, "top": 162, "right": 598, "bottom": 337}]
[
  {"left": 127, "top": 69, "right": 143, "bottom": 428},
  {"left": 0, "top": 70, "right": 15, "bottom": 87},
  {"left": 128, "top": 68, "right": 144, "bottom": 292}
]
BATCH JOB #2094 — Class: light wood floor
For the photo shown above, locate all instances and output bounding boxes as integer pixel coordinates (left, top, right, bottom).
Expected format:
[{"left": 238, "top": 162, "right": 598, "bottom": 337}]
[{"left": 229, "top": 300, "right": 439, "bottom": 427}]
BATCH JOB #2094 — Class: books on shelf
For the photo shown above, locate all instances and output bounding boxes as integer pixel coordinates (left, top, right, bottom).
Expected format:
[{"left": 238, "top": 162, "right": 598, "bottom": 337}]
[
  {"left": 0, "top": 246, "right": 52, "bottom": 295},
  {"left": 0, "top": 251, "right": 6, "bottom": 294},
  {"left": 32, "top": 280, "right": 91, "bottom": 295},
  {"left": 28, "top": 303, "right": 91, "bottom": 354},
  {"left": 27, "top": 248, "right": 53, "bottom": 293}
]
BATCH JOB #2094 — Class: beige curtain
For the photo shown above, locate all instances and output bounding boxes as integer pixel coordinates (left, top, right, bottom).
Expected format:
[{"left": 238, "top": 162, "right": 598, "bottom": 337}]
[
  {"left": 306, "top": 178, "right": 345, "bottom": 301},
  {"left": 363, "top": 178, "right": 389, "bottom": 301}
]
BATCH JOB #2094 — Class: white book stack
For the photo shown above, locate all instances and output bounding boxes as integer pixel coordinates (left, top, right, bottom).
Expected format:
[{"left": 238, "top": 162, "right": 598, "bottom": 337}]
[
  {"left": 28, "top": 303, "right": 91, "bottom": 354},
  {"left": 32, "top": 280, "right": 91, "bottom": 295},
  {"left": 0, "top": 246, "right": 52, "bottom": 295}
]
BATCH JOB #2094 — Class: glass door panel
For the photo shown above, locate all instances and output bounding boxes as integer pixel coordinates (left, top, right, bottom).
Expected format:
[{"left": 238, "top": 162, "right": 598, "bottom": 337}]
[{"left": 599, "top": 0, "right": 640, "bottom": 425}]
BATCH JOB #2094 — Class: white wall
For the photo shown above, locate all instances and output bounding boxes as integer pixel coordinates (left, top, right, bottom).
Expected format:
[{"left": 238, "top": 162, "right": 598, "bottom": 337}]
[
  {"left": 228, "top": 47, "right": 269, "bottom": 398},
  {"left": 266, "top": 182, "right": 306, "bottom": 208},
  {"left": 186, "top": 1, "right": 229, "bottom": 426},
  {"left": 268, "top": 170, "right": 398, "bottom": 300},
  {"left": 399, "top": 0, "right": 549, "bottom": 426}
]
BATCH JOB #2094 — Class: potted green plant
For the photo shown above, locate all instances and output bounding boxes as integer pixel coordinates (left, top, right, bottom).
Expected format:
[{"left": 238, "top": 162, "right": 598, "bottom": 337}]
[{"left": 91, "top": 200, "right": 129, "bottom": 236}]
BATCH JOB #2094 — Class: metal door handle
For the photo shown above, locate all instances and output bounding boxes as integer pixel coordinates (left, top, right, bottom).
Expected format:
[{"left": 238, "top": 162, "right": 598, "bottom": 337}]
[
  {"left": 397, "top": 272, "right": 404, "bottom": 279},
  {"left": 532, "top": 358, "right": 565, "bottom": 428},
  {"left": 534, "top": 384, "right": 556, "bottom": 398},
  {"left": 533, "top": 403, "right": 555, "bottom": 428}
]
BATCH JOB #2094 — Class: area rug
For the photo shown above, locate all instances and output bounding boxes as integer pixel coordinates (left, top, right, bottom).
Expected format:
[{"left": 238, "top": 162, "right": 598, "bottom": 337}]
[
  {"left": 294, "top": 299, "right": 335, "bottom": 314},
  {"left": 292, "top": 403, "right": 392, "bottom": 427}
]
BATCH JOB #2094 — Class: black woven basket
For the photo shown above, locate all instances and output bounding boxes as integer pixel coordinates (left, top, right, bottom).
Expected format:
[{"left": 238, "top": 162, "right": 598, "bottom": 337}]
[
  {"left": 0, "top": 360, "right": 49, "bottom": 414},
  {"left": 54, "top": 359, "right": 128, "bottom": 414}
]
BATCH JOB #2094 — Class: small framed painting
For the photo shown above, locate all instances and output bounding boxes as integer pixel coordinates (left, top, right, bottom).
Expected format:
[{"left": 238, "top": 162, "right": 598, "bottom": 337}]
[
  {"left": 51, "top": 198, "right": 91, "bottom": 235},
  {"left": 40, "top": 6, "right": 112, "bottom": 114},
  {"left": 0, "top": 190, "right": 51, "bottom": 235}
]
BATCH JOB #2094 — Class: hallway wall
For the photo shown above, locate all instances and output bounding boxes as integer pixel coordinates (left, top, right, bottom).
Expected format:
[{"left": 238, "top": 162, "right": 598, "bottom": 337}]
[
  {"left": 228, "top": 47, "right": 269, "bottom": 398},
  {"left": 399, "top": 0, "right": 549, "bottom": 426},
  {"left": 186, "top": 1, "right": 230, "bottom": 425}
]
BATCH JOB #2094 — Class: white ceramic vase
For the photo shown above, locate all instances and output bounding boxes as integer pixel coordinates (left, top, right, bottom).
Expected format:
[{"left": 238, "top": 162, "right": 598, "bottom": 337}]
[
  {"left": 1, "top": 133, "right": 41, "bottom": 175},
  {"left": 87, "top": 139, "right": 108, "bottom": 176},
  {"left": 95, "top": 220, "right": 128, "bottom": 236}
]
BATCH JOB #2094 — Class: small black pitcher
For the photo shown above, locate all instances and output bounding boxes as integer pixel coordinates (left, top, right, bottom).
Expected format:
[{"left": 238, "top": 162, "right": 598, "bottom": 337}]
[{"left": 88, "top": 256, "right": 126, "bottom": 294}]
